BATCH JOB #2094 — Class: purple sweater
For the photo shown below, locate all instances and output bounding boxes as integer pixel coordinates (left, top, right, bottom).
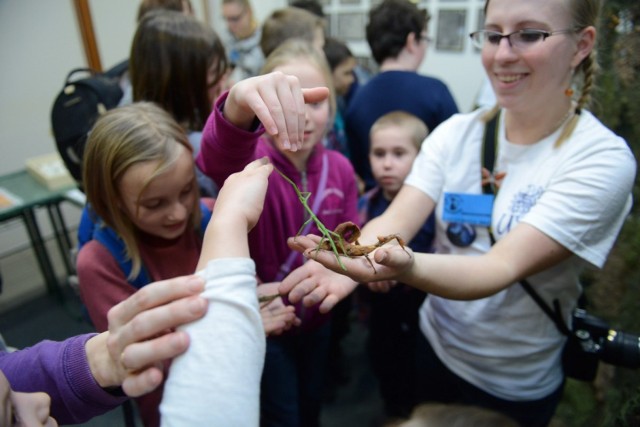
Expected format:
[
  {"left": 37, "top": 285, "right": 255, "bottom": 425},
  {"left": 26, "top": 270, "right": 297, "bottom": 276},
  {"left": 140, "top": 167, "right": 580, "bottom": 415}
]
[
  {"left": 197, "top": 93, "right": 359, "bottom": 326},
  {"left": 1, "top": 334, "right": 126, "bottom": 424}
]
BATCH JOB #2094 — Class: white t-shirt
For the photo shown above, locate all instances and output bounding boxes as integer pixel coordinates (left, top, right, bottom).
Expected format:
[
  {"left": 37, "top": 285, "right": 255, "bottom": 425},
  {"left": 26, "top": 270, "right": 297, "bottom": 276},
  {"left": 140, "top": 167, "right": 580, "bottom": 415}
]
[
  {"left": 160, "top": 258, "right": 265, "bottom": 426},
  {"left": 405, "top": 108, "right": 635, "bottom": 401}
]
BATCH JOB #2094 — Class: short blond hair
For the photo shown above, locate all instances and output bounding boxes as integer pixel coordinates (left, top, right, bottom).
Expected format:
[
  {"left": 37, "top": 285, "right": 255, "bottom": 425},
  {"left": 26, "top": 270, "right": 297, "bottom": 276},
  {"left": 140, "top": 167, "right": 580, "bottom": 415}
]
[
  {"left": 260, "top": 7, "right": 325, "bottom": 57},
  {"left": 370, "top": 111, "right": 429, "bottom": 151}
]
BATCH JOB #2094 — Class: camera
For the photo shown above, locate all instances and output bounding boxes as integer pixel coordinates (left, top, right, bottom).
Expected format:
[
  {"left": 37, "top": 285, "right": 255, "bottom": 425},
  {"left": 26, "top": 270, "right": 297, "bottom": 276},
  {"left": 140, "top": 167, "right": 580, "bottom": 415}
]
[{"left": 564, "top": 308, "right": 640, "bottom": 380}]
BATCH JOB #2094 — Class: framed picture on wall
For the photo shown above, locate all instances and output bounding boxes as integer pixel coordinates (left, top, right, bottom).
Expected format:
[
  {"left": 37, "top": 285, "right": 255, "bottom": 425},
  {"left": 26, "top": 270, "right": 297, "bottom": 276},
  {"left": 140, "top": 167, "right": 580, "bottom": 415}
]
[{"left": 436, "top": 9, "right": 467, "bottom": 52}]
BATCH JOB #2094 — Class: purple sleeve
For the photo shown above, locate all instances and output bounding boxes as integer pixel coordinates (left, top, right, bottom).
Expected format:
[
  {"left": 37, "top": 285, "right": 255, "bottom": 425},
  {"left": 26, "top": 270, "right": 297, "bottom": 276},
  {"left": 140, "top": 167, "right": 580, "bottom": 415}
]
[
  {"left": 0, "top": 334, "right": 127, "bottom": 424},
  {"left": 196, "top": 90, "right": 265, "bottom": 185}
]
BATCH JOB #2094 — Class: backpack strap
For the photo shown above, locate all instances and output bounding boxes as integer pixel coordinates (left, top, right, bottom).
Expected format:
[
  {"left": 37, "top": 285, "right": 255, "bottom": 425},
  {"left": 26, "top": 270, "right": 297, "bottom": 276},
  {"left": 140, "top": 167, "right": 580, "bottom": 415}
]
[
  {"left": 79, "top": 199, "right": 213, "bottom": 290},
  {"left": 77, "top": 205, "right": 97, "bottom": 251},
  {"left": 93, "top": 225, "right": 151, "bottom": 289},
  {"left": 78, "top": 204, "right": 151, "bottom": 289}
]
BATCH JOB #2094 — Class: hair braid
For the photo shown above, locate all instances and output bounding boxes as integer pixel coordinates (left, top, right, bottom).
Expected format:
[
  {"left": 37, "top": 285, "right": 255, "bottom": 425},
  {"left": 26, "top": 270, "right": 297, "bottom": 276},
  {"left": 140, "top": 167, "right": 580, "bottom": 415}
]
[{"left": 576, "top": 51, "right": 597, "bottom": 113}]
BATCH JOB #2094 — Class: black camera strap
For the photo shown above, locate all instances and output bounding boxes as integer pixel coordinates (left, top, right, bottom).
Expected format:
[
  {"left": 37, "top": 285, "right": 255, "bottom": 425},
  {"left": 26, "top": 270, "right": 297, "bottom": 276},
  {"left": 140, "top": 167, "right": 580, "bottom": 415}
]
[{"left": 482, "top": 112, "right": 571, "bottom": 336}]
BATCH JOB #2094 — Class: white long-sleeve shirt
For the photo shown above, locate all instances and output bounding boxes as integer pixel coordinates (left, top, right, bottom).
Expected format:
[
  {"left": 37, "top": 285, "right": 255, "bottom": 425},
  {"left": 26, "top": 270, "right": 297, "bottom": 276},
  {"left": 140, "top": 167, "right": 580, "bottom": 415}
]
[{"left": 160, "top": 258, "right": 265, "bottom": 426}]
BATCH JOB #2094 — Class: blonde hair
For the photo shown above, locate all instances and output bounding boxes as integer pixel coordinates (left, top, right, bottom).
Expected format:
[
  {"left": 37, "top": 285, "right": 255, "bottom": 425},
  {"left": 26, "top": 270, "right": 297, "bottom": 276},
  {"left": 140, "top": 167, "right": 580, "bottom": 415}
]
[
  {"left": 260, "top": 7, "right": 325, "bottom": 57},
  {"left": 222, "top": 0, "right": 257, "bottom": 33},
  {"left": 370, "top": 111, "right": 429, "bottom": 151},
  {"left": 481, "top": 0, "right": 602, "bottom": 147},
  {"left": 83, "top": 102, "right": 200, "bottom": 279},
  {"left": 261, "top": 39, "right": 336, "bottom": 128}
]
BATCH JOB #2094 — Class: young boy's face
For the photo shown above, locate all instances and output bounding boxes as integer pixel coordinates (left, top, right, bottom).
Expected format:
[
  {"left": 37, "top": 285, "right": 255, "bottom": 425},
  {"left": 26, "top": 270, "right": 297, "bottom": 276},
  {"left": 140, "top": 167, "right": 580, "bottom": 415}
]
[{"left": 369, "top": 125, "right": 419, "bottom": 199}]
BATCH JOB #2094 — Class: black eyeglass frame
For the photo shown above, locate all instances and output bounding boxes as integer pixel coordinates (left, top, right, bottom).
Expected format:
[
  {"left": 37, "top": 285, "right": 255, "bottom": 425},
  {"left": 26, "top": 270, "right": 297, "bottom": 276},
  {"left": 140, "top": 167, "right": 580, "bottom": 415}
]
[{"left": 468, "top": 28, "right": 575, "bottom": 49}]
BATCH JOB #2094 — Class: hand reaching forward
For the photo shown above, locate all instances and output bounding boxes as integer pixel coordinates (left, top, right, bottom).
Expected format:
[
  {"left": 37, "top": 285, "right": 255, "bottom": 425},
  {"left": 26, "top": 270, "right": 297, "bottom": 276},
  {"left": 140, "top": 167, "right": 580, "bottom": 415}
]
[
  {"left": 212, "top": 157, "right": 273, "bottom": 233},
  {"left": 257, "top": 282, "right": 301, "bottom": 335},
  {"left": 367, "top": 280, "right": 398, "bottom": 293},
  {"left": 286, "top": 235, "right": 415, "bottom": 287},
  {"left": 223, "top": 71, "right": 330, "bottom": 152},
  {"left": 85, "top": 275, "right": 208, "bottom": 397},
  {"left": 200, "top": 157, "right": 273, "bottom": 267},
  {"left": 277, "top": 259, "right": 359, "bottom": 314}
]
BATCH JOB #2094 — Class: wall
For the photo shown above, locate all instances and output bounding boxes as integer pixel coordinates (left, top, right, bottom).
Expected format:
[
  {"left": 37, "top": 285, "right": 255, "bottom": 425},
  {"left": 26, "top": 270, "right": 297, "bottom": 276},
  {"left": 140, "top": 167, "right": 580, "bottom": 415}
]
[{"left": 0, "top": 0, "right": 486, "bottom": 306}]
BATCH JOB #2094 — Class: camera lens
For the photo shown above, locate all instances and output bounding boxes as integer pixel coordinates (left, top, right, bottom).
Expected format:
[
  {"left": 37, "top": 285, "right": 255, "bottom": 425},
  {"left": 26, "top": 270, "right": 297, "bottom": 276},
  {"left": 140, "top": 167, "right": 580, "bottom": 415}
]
[{"left": 601, "top": 330, "right": 640, "bottom": 368}]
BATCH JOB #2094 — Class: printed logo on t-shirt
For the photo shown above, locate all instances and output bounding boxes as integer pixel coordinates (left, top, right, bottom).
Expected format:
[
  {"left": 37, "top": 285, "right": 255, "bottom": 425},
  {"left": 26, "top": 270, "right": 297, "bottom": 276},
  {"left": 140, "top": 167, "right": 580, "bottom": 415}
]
[
  {"left": 320, "top": 187, "right": 346, "bottom": 217},
  {"left": 496, "top": 185, "right": 544, "bottom": 234}
]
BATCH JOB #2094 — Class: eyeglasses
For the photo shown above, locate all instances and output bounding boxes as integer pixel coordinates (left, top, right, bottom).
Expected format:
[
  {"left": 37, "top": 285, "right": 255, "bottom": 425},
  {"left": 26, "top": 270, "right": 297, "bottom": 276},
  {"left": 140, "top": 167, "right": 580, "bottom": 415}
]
[
  {"left": 469, "top": 28, "right": 574, "bottom": 50},
  {"left": 223, "top": 11, "right": 245, "bottom": 23}
]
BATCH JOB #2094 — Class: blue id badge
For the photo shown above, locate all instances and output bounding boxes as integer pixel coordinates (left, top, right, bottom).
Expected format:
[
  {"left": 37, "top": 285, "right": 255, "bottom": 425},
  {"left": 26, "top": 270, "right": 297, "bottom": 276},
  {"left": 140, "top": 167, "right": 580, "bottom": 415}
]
[{"left": 442, "top": 192, "right": 494, "bottom": 227}]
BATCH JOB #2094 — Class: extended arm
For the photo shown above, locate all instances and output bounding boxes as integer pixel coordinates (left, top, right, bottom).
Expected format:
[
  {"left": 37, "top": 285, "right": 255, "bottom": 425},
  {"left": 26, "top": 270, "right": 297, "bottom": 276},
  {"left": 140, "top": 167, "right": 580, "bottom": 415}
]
[
  {"left": 292, "top": 221, "right": 571, "bottom": 300},
  {"left": 160, "top": 158, "right": 274, "bottom": 426},
  {"left": 280, "top": 184, "right": 434, "bottom": 309}
]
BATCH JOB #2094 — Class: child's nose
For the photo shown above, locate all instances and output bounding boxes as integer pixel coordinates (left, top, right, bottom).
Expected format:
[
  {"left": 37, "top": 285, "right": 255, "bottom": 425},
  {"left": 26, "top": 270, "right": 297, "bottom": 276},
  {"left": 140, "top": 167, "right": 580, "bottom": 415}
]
[{"left": 169, "top": 203, "right": 188, "bottom": 221}]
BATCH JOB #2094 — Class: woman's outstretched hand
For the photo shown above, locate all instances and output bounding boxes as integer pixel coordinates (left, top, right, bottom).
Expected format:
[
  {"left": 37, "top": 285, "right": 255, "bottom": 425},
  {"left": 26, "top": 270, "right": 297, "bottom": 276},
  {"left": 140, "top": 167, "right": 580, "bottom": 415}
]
[{"left": 286, "top": 234, "right": 415, "bottom": 286}]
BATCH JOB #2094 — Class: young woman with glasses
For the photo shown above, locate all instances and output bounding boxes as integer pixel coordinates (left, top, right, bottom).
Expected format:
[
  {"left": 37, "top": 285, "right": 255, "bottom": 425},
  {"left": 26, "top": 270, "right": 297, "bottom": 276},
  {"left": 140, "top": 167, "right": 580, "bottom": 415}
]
[{"left": 284, "top": 0, "right": 636, "bottom": 425}]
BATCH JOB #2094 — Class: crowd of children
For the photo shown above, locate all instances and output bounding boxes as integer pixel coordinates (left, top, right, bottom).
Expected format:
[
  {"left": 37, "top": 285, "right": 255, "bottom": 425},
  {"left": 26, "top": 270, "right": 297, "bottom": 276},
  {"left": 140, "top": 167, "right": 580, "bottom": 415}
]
[{"left": 2, "top": 0, "right": 636, "bottom": 426}]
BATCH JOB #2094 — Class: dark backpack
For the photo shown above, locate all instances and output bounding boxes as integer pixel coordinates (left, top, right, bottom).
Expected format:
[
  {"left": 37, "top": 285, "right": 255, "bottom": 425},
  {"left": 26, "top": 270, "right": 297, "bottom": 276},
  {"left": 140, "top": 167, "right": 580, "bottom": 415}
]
[{"left": 51, "top": 60, "right": 129, "bottom": 186}]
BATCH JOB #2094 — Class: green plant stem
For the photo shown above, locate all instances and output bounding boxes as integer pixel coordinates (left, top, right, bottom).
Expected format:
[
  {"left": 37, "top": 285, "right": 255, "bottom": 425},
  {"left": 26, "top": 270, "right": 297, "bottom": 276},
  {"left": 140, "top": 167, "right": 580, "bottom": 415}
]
[{"left": 274, "top": 167, "right": 347, "bottom": 271}]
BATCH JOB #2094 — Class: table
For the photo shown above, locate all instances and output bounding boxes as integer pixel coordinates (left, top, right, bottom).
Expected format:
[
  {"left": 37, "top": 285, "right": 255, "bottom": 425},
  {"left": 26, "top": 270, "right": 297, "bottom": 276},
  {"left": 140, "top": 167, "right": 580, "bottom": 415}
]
[{"left": 0, "top": 170, "right": 78, "bottom": 300}]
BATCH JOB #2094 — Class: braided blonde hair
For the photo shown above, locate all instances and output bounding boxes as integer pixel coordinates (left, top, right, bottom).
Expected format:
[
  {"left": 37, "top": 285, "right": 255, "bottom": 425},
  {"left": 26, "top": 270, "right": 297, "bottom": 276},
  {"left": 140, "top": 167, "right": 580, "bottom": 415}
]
[{"left": 556, "top": 0, "right": 601, "bottom": 145}]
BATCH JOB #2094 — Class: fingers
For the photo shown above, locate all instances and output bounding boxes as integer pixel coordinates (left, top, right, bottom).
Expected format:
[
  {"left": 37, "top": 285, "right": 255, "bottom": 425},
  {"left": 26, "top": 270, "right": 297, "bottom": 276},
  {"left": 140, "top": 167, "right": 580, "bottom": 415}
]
[
  {"left": 107, "top": 275, "right": 204, "bottom": 329},
  {"left": 120, "top": 330, "right": 190, "bottom": 372},
  {"left": 302, "top": 87, "right": 330, "bottom": 104},
  {"left": 301, "top": 284, "right": 328, "bottom": 308},
  {"left": 107, "top": 294, "right": 208, "bottom": 359},
  {"left": 122, "top": 366, "right": 164, "bottom": 397},
  {"left": 281, "top": 273, "right": 319, "bottom": 304},
  {"left": 318, "top": 294, "right": 340, "bottom": 314},
  {"left": 287, "top": 235, "right": 322, "bottom": 252},
  {"left": 278, "top": 256, "right": 313, "bottom": 295},
  {"left": 249, "top": 72, "right": 305, "bottom": 152},
  {"left": 372, "top": 246, "right": 414, "bottom": 268},
  {"left": 367, "top": 281, "right": 391, "bottom": 293},
  {"left": 261, "top": 305, "right": 300, "bottom": 335},
  {"left": 229, "top": 73, "right": 330, "bottom": 152},
  {"left": 243, "top": 156, "right": 271, "bottom": 171}
]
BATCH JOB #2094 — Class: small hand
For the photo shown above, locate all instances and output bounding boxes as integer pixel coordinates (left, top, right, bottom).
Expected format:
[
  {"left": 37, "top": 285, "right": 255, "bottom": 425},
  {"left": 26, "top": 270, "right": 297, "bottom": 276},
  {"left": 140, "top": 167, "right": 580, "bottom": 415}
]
[
  {"left": 367, "top": 280, "right": 398, "bottom": 293},
  {"left": 278, "top": 259, "right": 359, "bottom": 314},
  {"left": 86, "top": 275, "right": 208, "bottom": 397},
  {"left": 257, "top": 282, "right": 300, "bottom": 335},
  {"left": 224, "top": 71, "right": 330, "bottom": 151},
  {"left": 213, "top": 157, "right": 273, "bottom": 233}
]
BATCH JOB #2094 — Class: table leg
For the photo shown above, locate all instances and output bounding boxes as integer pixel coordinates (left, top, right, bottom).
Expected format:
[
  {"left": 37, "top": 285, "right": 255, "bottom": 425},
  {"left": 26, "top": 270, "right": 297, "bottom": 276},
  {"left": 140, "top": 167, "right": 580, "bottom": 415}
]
[
  {"left": 47, "top": 203, "right": 75, "bottom": 277},
  {"left": 21, "top": 208, "right": 63, "bottom": 301}
]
